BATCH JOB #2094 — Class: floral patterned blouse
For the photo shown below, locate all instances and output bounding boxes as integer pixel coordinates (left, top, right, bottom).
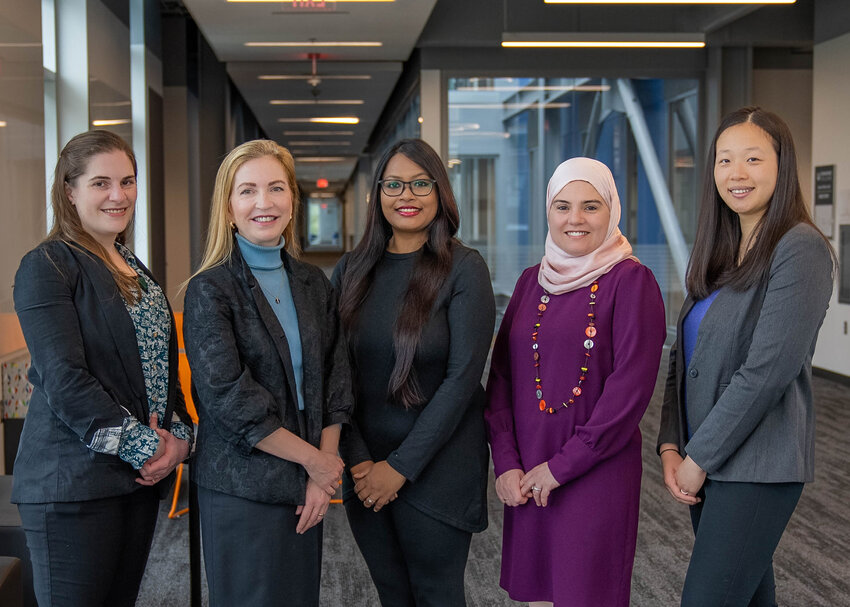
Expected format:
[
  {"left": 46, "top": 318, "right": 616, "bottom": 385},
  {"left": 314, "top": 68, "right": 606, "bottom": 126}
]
[{"left": 86, "top": 244, "right": 193, "bottom": 469}]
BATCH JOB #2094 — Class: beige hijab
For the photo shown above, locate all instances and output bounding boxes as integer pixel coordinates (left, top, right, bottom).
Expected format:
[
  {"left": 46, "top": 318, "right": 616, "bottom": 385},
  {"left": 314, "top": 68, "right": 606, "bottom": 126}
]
[{"left": 538, "top": 157, "right": 635, "bottom": 294}]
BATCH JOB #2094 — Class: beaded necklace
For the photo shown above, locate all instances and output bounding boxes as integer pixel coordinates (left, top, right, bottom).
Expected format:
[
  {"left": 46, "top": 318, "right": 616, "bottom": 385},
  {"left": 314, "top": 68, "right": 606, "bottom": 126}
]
[{"left": 533, "top": 280, "right": 598, "bottom": 414}]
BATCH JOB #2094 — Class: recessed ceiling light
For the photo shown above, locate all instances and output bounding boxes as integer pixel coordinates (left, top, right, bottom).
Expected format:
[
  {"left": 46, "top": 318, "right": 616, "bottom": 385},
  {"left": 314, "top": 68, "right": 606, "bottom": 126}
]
[
  {"left": 278, "top": 117, "right": 360, "bottom": 124},
  {"left": 545, "top": 0, "right": 793, "bottom": 3},
  {"left": 246, "top": 41, "right": 382, "bottom": 48},
  {"left": 287, "top": 141, "right": 351, "bottom": 146},
  {"left": 259, "top": 75, "right": 372, "bottom": 81},
  {"left": 270, "top": 100, "right": 364, "bottom": 105},
  {"left": 92, "top": 119, "right": 131, "bottom": 126},
  {"left": 502, "top": 32, "right": 704, "bottom": 48},
  {"left": 295, "top": 157, "right": 351, "bottom": 162},
  {"left": 0, "top": 121, "right": 7, "bottom": 127},
  {"left": 230, "top": 0, "right": 393, "bottom": 3},
  {"left": 284, "top": 130, "right": 355, "bottom": 136}
]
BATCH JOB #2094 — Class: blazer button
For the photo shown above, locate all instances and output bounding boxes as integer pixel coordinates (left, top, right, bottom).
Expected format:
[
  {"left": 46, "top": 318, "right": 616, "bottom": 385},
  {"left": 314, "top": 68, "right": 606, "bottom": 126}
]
[{"left": 688, "top": 368, "right": 698, "bottom": 378}]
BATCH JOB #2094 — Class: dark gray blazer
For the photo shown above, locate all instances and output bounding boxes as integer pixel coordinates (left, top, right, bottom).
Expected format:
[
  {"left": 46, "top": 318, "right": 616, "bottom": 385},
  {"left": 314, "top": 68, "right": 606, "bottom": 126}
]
[
  {"left": 12, "top": 240, "right": 192, "bottom": 504},
  {"left": 183, "top": 242, "right": 352, "bottom": 505},
  {"left": 658, "top": 223, "right": 833, "bottom": 483}
]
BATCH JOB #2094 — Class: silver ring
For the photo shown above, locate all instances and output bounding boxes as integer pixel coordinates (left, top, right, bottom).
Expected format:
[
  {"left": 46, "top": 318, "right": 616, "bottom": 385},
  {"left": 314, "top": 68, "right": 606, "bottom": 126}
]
[
  {"left": 680, "top": 489, "right": 689, "bottom": 496},
  {"left": 532, "top": 486, "right": 541, "bottom": 492},
  {"left": 318, "top": 513, "right": 324, "bottom": 517},
  {"left": 365, "top": 498, "right": 374, "bottom": 505}
]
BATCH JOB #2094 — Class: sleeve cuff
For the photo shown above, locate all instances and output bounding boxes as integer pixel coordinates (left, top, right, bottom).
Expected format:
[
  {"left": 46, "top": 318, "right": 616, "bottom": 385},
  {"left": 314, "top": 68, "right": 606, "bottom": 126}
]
[
  {"left": 243, "top": 416, "right": 284, "bottom": 455},
  {"left": 118, "top": 420, "right": 160, "bottom": 470}
]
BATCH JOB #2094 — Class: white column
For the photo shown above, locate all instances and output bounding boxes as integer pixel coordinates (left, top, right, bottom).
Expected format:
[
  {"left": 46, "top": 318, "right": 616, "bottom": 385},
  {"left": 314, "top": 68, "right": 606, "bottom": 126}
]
[{"left": 130, "top": 0, "right": 149, "bottom": 265}]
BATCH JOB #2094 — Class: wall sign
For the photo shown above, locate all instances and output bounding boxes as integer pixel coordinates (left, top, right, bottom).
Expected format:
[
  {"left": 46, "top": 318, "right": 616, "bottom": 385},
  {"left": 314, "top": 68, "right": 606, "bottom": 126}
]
[{"left": 815, "top": 165, "right": 835, "bottom": 238}]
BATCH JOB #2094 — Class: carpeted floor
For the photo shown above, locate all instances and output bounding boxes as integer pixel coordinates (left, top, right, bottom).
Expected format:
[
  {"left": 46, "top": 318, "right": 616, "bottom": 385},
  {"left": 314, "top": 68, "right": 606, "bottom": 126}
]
[{"left": 138, "top": 369, "right": 850, "bottom": 606}]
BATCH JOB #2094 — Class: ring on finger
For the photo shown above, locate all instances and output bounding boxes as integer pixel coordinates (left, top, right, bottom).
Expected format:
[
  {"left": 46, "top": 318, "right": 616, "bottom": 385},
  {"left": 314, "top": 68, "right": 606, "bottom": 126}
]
[
  {"left": 532, "top": 486, "right": 541, "bottom": 492},
  {"left": 680, "top": 489, "right": 690, "bottom": 496}
]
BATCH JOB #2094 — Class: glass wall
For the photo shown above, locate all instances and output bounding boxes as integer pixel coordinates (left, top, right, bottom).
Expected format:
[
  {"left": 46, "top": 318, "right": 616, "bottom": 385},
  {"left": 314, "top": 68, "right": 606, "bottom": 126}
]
[
  {"left": 447, "top": 77, "right": 699, "bottom": 326},
  {"left": 0, "top": 0, "right": 46, "bottom": 313}
]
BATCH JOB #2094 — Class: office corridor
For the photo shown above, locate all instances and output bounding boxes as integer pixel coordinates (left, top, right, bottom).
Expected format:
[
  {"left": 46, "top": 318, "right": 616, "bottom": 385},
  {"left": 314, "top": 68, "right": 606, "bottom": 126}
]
[{"left": 138, "top": 369, "right": 850, "bottom": 606}]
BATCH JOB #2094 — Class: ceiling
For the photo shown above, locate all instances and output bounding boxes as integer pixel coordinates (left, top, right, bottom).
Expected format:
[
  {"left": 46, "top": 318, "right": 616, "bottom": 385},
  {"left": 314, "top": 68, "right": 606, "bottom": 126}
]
[
  {"left": 180, "top": 0, "right": 438, "bottom": 192},
  {"left": 179, "top": 0, "right": 814, "bottom": 191}
]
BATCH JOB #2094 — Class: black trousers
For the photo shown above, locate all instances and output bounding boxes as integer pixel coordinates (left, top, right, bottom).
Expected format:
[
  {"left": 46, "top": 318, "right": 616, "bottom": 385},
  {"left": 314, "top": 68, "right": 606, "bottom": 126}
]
[
  {"left": 345, "top": 496, "right": 472, "bottom": 607},
  {"left": 197, "top": 485, "right": 322, "bottom": 607},
  {"left": 17, "top": 487, "right": 159, "bottom": 607},
  {"left": 682, "top": 479, "right": 804, "bottom": 607}
]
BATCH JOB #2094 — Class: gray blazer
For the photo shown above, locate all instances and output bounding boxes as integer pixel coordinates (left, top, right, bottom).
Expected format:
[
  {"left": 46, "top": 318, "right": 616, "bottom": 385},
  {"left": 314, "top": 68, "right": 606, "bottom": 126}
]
[
  {"left": 658, "top": 223, "right": 833, "bottom": 483},
  {"left": 183, "top": 242, "right": 352, "bottom": 505}
]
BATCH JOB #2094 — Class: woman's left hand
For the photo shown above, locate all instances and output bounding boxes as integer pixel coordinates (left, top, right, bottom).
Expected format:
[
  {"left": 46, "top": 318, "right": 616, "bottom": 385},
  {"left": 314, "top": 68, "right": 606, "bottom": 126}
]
[
  {"left": 295, "top": 479, "right": 331, "bottom": 534},
  {"left": 355, "top": 460, "right": 405, "bottom": 512},
  {"left": 136, "top": 413, "right": 191, "bottom": 486},
  {"left": 675, "top": 455, "right": 707, "bottom": 497},
  {"left": 520, "top": 462, "right": 561, "bottom": 507}
]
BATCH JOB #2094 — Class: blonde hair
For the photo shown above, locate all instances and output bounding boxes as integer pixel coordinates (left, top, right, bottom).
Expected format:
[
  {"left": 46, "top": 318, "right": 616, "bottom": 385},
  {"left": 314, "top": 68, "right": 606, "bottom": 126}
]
[
  {"left": 193, "top": 140, "right": 301, "bottom": 279},
  {"left": 48, "top": 130, "right": 141, "bottom": 303}
]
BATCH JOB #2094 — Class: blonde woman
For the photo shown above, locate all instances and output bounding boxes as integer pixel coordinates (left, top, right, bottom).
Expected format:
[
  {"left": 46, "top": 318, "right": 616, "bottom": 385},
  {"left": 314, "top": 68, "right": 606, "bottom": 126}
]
[{"left": 183, "top": 139, "right": 352, "bottom": 606}]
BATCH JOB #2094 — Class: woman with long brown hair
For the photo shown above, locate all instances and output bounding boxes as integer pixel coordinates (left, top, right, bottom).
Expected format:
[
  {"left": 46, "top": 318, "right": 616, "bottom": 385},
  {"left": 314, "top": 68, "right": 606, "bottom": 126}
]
[
  {"left": 333, "top": 138, "right": 495, "bottom": 606},
  {"left": 658, "top": 107, "right": 835, "bottom": 606},
  {"left": 12, "top": 130, "right": 193, "bottom": 606}
]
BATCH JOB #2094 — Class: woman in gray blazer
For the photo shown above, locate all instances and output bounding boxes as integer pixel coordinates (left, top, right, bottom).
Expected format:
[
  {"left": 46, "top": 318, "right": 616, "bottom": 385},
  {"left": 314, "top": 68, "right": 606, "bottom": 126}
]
[
  {"left": 13, "top": 130, "right": 193, "bottom": 606},
  {"left": 183, "top": 140, "right": 352, "bottom": 607},
  {"left": 657, "top": 107, "right": 835, "bottom": 606}
]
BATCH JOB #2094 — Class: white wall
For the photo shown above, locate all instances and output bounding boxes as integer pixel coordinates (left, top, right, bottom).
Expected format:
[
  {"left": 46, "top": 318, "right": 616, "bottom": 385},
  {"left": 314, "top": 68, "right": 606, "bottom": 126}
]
[{"left": 812, "top": 32, "right": 850, "bottom": 376}]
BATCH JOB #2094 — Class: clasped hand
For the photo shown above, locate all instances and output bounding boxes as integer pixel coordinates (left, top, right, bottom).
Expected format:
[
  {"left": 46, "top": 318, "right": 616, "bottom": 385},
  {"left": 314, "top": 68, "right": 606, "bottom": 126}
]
[
  {"left": 353, "top": 460, "right": 403, "bottom": 512},
  {"left": 660, "top": 449, "right": 704, "bottom": 506},
  {"left": 136, "top": 413, "right": 191, "bottom": 486},
  {"left": 519, "top": 462, "right": 560, "bottom": 507}
]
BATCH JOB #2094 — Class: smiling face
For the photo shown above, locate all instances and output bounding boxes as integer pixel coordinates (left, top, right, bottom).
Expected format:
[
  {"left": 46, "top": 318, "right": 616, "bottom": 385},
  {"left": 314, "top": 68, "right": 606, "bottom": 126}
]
[
  {"left": 65, "top": 150, "right": 137, "bottom": 249},
  {"left": 547, "top": 180, "right": 611, "bottom": 257},
  {"left": 714, "top": 121, "right": 779, "bottom": 230},
  {"left": 229, "top": 155, "right": 293, "bottom": 247},
  {"left": 379, "top": 153, "right": 439, "bottom": 248}
]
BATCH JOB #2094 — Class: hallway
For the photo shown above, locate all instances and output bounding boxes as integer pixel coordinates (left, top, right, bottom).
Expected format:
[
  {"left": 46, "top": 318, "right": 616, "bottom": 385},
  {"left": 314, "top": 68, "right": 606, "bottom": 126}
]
[{"left": 138, "top": 370, "right": 850, "bottom": 606}]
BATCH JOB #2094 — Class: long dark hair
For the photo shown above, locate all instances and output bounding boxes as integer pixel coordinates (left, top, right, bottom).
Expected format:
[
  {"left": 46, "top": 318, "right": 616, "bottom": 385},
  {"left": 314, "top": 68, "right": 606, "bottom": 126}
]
[
  {"left": 47, "top": 130, "right": 140, "bottom": 303},
  {"left": 687, "top": 106, "right": 833, "bottom": 298},
  {"left": 338, "top": 139, "right": 460, "bottom": 407}
]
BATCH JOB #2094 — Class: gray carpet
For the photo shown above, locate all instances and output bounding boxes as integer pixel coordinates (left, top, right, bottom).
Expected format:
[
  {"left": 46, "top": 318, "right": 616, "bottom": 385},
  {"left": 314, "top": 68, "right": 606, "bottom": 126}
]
[{"left": 138, "top": 369, "right": 850, "bottom": 606}]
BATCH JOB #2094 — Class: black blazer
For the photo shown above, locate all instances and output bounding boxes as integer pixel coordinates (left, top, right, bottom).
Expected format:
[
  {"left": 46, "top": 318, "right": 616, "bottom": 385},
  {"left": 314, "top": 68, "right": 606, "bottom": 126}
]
[
  {"left": 183, "top": 242, "right": 352, "bottom": 505},
  {"left": 11, "top": 240, "right": 192, "bottom": 504}
]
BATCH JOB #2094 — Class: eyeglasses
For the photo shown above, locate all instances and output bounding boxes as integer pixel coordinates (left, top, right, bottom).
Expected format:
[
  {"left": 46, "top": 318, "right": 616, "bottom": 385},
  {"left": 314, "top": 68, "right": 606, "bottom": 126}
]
[{"left": 378, "top": 179, "right": 436, "bottom": 197}]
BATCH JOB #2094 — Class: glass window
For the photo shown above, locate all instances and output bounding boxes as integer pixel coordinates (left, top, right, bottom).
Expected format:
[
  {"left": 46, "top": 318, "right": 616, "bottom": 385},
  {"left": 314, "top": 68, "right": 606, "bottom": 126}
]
[
  {"left": 0, "top": 0, "right": 46, "bottom": 313},
  {"left": 88, "top": 0, "right": 132, "bottom": 144},
  {"left": 447, "top": 77, "right": 699, "bottom": 327}
]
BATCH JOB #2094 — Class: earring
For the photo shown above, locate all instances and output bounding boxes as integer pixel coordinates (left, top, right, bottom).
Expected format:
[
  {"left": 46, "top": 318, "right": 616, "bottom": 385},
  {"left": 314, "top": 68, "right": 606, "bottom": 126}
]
[{"left": 229, "top": 221, "right": 236, "bottom": 230}]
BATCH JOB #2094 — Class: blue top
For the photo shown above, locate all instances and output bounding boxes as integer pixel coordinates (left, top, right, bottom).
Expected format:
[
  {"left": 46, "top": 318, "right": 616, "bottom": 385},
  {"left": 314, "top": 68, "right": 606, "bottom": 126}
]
[
  {"left": 236, "top": 233, "right": 305, "bottom": 411},
  {"left": 682, "top": 289, "right": 719, "bottom": 438}
]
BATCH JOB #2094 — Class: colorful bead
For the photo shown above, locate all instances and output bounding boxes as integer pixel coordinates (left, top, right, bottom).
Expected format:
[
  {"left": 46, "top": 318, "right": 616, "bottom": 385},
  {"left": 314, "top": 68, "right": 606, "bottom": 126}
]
[{"left": 533, "top": 281, "right": 599, "bottom": 415}]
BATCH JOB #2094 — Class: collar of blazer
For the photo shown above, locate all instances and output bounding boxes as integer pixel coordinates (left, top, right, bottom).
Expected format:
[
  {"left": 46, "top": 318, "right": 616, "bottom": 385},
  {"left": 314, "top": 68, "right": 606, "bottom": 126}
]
[
  {"left": 226, "top": 239, "right": 313, "bottom": 432},
  {"left": 63, "top": 241, "right": 148, "bottom": 405}
]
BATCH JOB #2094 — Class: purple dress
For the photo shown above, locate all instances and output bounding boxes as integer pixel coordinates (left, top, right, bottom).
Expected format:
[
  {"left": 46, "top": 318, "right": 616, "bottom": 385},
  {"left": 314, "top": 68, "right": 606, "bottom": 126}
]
[{"left": 485, "top": 259, "right": 666, "bottom": 606}]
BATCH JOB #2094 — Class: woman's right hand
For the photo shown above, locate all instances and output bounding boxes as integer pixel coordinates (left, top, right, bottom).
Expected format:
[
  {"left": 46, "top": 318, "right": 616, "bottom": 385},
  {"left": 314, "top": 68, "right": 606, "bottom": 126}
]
[
  {"left": 660, "top": 446, "right": 701, "bottom": 506},
  {"left": 304, "top": 448, "right": 344, "bottom": 496},
  {"left": 495, "top": 468, "right": 528, "bottom": 507}
]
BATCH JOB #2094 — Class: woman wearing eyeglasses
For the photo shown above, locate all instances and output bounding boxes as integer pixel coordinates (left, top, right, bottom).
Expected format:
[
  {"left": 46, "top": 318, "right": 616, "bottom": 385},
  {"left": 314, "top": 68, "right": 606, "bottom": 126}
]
[{"left": 332, "top": 138, "right": 495, "bottom": 606}]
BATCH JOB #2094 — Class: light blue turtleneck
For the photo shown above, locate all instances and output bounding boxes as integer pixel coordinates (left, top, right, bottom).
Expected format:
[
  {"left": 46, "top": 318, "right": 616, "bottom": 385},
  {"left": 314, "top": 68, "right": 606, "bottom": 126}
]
[{"left": 236, "top": 233, "right": 304, "bottom": 411}]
